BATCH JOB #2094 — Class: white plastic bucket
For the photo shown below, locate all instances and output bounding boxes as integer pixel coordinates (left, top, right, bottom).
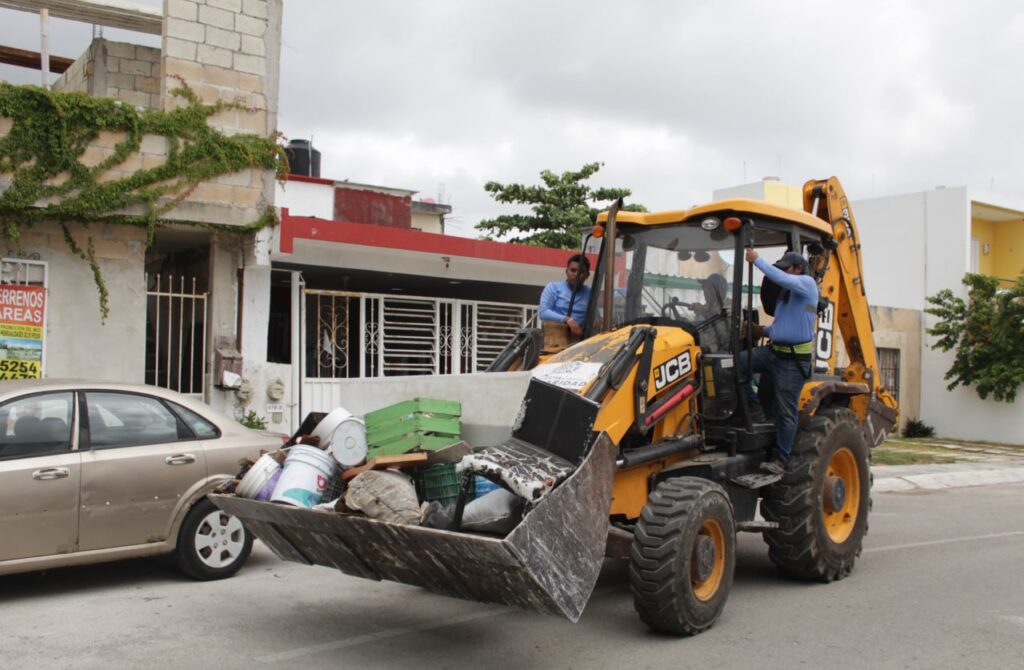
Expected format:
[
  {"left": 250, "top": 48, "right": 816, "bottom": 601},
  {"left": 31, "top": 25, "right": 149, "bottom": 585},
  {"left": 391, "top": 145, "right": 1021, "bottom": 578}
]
[
  {"left": 236, "top": 453, "right": 282, "bottom": 500},
  {"left": 312, "top": 407, "right": 368, "bottom": 468},
  {"left": 270, "top": 445, "right": 339, "bottom": 508}
]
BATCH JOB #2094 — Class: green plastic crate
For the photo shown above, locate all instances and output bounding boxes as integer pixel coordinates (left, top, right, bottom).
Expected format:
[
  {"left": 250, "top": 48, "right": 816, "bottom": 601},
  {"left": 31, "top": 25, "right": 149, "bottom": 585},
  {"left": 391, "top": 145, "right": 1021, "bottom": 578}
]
[
  {"left": 364, "top": 398, "right": 461, "bottom": 430},
  {"left": 366, "top": 433, "right": 460, "bottom": 459},
  {"left": 415, "top": 463, "right": 473, "bottom": 505},
  {"left": 367, "top": 415, "right": 461, "bottom": 445}
]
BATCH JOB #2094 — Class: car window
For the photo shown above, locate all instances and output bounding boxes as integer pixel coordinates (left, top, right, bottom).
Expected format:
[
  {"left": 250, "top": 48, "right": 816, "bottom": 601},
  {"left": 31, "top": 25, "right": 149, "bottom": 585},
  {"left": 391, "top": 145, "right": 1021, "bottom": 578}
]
[
  {"left": 84, "top": 392, "right": 189, "bottom": 449},
  {"left": 0, "top": 392, "right": 74, "bottom": 460},
  {"left": 169, "top": 402, "right": 220, "bottom": 439}
]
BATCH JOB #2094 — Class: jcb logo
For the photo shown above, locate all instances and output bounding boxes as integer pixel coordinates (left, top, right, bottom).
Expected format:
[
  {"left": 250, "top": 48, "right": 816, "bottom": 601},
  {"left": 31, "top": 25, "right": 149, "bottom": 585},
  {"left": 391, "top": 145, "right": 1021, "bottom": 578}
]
[
  {"left": 814, "top": 300, "right": 835, "bottom": 373},
  {"left": 654, "top": 351, "right": 693, "bottom": 391}
]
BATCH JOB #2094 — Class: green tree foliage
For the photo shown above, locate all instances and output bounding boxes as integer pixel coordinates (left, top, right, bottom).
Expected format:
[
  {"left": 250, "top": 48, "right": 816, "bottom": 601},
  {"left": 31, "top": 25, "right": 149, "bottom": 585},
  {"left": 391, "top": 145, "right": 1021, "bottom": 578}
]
[
  {"left": 925, "top": 272, "right": 1024, "bottom": 402},
  {"left": 475, "top": 162, "right": 643, "bottom": 249}
]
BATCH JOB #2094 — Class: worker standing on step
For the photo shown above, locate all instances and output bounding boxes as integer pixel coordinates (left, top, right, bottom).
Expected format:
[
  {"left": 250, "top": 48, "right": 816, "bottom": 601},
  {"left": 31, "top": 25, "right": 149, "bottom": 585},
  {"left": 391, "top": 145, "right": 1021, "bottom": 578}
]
[
  {"left": 539, "top": 254, "right": 591, "bottom": 337},
  {"left": 742, "top": 248, "right": 818, "bottom": 475}
]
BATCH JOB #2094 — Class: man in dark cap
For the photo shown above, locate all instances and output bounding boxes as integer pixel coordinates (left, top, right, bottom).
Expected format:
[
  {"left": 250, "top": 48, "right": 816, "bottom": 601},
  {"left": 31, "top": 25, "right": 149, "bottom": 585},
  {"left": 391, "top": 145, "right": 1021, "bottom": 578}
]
[{"left": 743, "top": 247, "right": 819, "bottom": 475}]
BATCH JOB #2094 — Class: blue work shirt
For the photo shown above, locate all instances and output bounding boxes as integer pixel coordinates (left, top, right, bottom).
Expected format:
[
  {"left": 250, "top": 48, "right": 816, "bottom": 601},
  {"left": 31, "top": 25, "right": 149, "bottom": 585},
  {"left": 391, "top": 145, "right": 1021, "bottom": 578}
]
[
  {"left": 755, "top": 257, "right": 818, "bottom": 345},
  {"left": 539, "top": 280, "right": 591, "bottom": 324}
]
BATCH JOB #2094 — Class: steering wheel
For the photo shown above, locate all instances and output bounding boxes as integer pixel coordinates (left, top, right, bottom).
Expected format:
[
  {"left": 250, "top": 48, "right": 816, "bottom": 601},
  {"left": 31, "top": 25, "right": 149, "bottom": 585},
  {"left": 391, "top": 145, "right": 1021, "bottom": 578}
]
[{"left": 661, "top": 297, "right": 689, "bottom": 321}]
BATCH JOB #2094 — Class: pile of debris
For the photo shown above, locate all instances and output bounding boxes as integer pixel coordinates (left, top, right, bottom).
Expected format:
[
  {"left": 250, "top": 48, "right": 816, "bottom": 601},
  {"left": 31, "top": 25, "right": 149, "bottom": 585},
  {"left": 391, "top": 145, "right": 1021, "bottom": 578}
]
[{"left": 226, "top": 398, "right": 571, "bottom": 536}]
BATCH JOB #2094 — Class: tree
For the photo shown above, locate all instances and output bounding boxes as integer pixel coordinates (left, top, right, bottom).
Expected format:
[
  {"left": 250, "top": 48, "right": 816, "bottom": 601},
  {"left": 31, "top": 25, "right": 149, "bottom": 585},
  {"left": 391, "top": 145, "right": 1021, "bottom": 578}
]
[
  {"left": 475, "top": 162, "right": 643, "bottom": 249},
  {"left": 925, "top": 272, "right": 1024, "bottom": 402}
]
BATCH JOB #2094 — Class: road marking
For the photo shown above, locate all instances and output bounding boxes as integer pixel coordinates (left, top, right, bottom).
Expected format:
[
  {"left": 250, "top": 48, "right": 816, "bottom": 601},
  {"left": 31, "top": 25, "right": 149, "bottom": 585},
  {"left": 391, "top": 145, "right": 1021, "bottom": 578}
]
[
  {"left": 865, "top": 530, "right": 1024, "bottom": 554},
  {"left": 254, "top": 608, "right": 512, "bottom": 662}
]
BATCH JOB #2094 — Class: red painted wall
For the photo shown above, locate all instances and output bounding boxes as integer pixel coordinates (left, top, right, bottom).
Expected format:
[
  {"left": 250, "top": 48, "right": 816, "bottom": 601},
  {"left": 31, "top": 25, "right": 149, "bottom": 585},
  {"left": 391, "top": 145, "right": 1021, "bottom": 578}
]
[{"left": 334, "top": 186, "right": 411, "bottom": 228}]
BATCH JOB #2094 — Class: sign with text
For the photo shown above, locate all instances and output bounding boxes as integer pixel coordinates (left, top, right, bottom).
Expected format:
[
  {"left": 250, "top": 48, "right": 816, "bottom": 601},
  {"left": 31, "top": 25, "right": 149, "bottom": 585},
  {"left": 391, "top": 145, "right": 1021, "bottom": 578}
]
[{"left": 0, "top": 284, "right": 45, "bottom": 379}]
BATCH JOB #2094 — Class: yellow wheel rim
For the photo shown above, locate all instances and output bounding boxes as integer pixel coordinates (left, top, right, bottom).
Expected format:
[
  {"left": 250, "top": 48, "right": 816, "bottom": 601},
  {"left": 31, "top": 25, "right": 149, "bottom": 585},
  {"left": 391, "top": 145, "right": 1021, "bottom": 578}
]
[
  {"left": 823, "top": 447, "right": 861, "bottom": 544},
  {"left": 691, "top": 518, "right": 726, "bottom": 601}
]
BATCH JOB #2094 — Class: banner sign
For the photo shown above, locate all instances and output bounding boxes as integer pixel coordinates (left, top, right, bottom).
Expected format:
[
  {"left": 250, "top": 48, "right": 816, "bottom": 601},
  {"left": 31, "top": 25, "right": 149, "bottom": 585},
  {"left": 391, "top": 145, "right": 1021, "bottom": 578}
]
[{"left": 0, "top": 284, "right": 46, "bottom": 380}]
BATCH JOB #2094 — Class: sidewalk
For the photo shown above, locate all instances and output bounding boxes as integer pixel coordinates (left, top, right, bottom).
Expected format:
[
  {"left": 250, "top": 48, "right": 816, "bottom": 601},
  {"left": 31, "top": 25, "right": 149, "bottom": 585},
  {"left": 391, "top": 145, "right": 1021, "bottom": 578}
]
[{"left": 873, "top": 461, "right": 1024, "bottom": 492}]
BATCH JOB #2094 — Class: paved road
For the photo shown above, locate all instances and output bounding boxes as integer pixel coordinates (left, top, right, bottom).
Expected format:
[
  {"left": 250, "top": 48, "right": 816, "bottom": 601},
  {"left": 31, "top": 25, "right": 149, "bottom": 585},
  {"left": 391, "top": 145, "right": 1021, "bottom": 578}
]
[{"left": 3, "top": 477, "right": 1023, "bottom": 670}]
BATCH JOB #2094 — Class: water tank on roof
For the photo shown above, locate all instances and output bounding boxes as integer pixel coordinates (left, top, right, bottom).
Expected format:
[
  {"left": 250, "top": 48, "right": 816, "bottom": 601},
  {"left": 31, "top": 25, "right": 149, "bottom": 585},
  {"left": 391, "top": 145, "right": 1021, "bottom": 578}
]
[{"left": 285, "top": 139, "right": 321, "bottom": 178}]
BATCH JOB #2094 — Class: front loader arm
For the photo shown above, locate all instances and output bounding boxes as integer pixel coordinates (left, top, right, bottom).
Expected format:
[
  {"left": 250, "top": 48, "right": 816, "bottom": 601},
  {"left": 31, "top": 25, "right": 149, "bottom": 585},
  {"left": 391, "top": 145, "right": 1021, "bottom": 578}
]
[{"left": 803, "top": 178, "right": 899, "bottom": 442}]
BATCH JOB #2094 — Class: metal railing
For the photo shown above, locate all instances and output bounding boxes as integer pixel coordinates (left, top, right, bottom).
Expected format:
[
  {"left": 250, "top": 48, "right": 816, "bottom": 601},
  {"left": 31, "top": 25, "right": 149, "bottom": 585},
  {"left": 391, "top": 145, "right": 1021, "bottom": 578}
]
[
  {"left": 146, "top": 274, "right": 207, "bottom": 396},
  {"left": 305, "top": 289, "right": 537, "bottom": 379}
]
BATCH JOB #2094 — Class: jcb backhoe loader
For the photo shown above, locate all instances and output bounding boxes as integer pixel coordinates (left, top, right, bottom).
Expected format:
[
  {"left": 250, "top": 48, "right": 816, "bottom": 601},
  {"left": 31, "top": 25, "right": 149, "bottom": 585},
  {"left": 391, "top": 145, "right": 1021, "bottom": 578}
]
[{"left": 212, "top": 177, "right": 898, "bottom": 635}]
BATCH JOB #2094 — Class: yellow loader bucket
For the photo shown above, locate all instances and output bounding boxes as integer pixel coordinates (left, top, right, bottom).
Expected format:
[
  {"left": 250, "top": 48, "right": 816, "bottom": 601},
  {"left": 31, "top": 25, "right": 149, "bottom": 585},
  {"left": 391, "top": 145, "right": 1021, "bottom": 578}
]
[{"left": 211, "top": 384, "right": 617, "bottom": 622}]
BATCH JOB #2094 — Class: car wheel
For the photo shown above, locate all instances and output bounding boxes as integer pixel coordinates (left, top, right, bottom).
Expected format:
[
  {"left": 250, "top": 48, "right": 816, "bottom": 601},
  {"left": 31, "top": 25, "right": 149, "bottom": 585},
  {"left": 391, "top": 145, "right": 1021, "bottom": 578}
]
[{"left": 175, "top": 498, "right": 253, "bottom": 580}]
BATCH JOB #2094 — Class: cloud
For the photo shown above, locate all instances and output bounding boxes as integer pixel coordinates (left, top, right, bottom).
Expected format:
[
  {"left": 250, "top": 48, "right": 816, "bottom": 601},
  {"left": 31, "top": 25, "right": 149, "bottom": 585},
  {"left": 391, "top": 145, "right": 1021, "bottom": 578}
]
[{"left": 3, "top": 0, "right": 1022, "bottom": 234}]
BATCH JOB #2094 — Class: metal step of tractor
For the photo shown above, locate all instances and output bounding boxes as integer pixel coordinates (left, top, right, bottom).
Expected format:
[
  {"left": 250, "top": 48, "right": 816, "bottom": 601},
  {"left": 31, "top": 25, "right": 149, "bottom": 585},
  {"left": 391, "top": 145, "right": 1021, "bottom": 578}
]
[
  {"left": 731, "top": 472, "right": 782, "bottom": 489},
  {"left": 737, "top": 520, "right": 780, "bottom": 532}
]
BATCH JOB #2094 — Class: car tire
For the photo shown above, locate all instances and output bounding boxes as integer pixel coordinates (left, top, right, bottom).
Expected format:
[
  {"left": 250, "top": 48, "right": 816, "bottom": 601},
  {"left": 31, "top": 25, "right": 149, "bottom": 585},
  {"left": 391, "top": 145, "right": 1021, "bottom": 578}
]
[{"left": 175, "top": 498, "right": 253, "bottom": 580}]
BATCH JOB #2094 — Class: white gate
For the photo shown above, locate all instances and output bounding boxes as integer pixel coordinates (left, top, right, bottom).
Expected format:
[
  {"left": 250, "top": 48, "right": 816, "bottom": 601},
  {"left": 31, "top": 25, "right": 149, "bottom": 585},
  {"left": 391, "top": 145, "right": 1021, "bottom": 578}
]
[
  {"left": 302, "top": 289, "right": 536, "bottom": 410},
  {"left": 145, "top": 274, "right": 207, "bottom": 397}
]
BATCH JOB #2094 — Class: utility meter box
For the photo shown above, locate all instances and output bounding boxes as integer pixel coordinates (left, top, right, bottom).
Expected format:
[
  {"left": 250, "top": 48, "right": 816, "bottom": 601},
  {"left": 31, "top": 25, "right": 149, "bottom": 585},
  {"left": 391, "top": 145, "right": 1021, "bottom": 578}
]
[{"left": 214, "top": 346, "right": 243, "bottom": 389}]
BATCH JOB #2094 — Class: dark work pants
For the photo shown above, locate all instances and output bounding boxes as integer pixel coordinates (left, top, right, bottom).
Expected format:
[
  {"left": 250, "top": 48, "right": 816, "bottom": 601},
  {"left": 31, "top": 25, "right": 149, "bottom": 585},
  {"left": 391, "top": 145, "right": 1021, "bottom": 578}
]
[{"left": 740, "top": 346, "right": 810, "bottom": 462}]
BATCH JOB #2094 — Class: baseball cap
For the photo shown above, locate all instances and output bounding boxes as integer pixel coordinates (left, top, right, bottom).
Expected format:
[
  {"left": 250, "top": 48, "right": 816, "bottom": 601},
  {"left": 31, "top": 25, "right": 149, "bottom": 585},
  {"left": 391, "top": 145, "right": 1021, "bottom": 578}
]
[{"left": 773, "top": 251, "right": 808, "bottom": 273}]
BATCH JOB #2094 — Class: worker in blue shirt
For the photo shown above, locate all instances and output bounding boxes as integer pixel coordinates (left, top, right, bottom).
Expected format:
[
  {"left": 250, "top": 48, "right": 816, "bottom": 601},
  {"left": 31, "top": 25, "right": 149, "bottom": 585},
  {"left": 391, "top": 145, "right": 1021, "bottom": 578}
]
[
  {"left": 539, "top": 254, "right": 591, "bottom": 337},
  {"left": 742, "top": 248, "right": 819, "bottom": 475}
]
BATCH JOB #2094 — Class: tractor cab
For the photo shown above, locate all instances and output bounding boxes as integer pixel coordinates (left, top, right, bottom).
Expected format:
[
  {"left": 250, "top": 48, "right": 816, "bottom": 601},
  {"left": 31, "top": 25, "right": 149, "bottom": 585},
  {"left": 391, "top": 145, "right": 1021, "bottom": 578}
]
[{"left": 588, "top": 200, "right": 837, "bottom": 441}]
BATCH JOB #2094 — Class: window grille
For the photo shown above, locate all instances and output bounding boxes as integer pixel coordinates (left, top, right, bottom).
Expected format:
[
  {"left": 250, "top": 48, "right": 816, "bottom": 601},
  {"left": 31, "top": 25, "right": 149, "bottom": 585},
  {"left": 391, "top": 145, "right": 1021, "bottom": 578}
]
[{"left": 877, "top": 347, "right": 900, "bottom": 400}]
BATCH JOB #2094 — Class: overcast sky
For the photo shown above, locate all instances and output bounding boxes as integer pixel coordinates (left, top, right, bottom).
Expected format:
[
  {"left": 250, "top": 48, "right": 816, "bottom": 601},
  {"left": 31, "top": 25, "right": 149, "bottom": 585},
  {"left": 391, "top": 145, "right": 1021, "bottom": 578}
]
[{"left": 2, "top": 1, "right": 1022, "bottom": 237}]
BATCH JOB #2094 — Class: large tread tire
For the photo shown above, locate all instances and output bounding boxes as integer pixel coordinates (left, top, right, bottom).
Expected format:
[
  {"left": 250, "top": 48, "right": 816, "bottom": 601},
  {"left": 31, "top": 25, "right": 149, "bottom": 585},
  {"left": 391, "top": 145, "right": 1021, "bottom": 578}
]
[
  {"left": 175, "top": 498, "right": 253, "bottom": 581},
  {"left": 761, "top": 407, "right": 870, "bottom": 582},
  {"left": 629, "top": 477, "right": 736, "bottom": 635}
]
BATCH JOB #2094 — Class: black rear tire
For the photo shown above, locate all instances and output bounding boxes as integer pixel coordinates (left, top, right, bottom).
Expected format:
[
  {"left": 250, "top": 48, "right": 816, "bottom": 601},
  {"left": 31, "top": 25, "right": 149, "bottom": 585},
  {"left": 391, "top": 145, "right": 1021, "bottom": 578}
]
[
  {"left": 761, "top": 407, "right": 870, "bottom": 581},
  {"left": 629, "top": 477, "right": 736, "bottom": 635},
  {"left": 175, "top": 498, "right": 253, "bottom": 581}
]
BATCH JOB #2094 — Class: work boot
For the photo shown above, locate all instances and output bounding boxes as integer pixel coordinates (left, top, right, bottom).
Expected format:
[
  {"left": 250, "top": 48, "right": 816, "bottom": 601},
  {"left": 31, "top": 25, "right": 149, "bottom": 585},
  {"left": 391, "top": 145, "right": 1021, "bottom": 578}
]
[
  {"left": 759, "top": 457, "right": 785, "bottom": 476},
  {"left": 749, "top": 403, "right": 768, "bottom": 423}
]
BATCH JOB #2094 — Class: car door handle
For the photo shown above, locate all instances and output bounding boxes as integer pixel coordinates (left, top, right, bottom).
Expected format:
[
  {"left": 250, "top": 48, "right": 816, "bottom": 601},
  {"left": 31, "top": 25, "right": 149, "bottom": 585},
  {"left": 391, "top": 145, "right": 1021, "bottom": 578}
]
[
  {"left": 32, "top": 467, "right": 70, "bottom": 480},
  {"left": 165, "top": 454, "right": 197, "bottom": 465}
]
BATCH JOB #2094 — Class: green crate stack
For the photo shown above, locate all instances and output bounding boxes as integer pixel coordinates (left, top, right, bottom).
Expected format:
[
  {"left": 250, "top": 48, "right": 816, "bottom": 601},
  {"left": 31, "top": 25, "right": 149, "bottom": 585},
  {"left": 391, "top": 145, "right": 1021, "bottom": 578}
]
[
  {"left": 365, "top": 398, "right": 461, "bottom": 458},
  {"left": 414, "top": 463, "right": 473, "bottom": 505}
]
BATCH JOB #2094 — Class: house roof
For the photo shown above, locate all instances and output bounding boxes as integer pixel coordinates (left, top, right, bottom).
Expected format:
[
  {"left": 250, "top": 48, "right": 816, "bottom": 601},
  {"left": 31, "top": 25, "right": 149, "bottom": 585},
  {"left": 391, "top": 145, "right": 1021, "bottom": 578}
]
[{"left": 278, "top": 209, "right": 575, "bottom": 269}]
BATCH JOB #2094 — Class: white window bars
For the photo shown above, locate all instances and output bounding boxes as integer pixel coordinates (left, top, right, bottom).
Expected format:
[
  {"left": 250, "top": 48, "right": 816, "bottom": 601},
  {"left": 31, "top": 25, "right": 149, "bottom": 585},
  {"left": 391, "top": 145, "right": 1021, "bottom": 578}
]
[
  {"left": 305, "top": 289, "right": 537, "bottom": 379},
  {"left": 1, "top": 257, "right": 47, "bottom": 286},
  {"left": 145, "top": 274, "right": 207, "bottom": 396}
]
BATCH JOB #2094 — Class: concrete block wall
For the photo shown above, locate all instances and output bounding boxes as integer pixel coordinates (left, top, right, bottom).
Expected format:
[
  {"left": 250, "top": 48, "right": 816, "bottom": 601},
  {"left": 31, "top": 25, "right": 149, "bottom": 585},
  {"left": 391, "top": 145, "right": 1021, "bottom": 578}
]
[
  {"left": 102, "top": 41, "right": 162, "bottom": 110},
  {"left": 159, "top": 0, "right": 283, "bottom": 228},
  {"left": 51, "top": 39, "right": 162, "bottom": 110},
  {"left": 50, "top": 47, "right": 90, "bottom": 94}
]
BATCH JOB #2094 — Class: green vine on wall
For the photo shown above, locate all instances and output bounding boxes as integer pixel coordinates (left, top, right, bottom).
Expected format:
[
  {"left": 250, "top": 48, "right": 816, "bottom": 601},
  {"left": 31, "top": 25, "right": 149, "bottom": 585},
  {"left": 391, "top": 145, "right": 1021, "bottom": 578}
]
[{"left": 0, "top": 78, "right": 288, "bottom": 320}]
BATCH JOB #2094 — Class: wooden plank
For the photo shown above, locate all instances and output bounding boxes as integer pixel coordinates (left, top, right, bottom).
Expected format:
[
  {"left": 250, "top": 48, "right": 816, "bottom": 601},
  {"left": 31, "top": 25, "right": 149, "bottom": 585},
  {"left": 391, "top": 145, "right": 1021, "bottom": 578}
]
[
  {"left": 0, "top": 0, "right": 163, "bottom": 35},
  {"left": 0, "top": 44, "right": 73, "bottom": 73},
  {"left": 340, "top": 452, "right": 428, "bottom": 481}
]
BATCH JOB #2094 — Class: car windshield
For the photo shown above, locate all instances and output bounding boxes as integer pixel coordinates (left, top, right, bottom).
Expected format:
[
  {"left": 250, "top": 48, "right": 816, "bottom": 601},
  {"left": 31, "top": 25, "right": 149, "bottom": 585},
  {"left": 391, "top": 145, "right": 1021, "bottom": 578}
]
[{"left": 588, "top": 222, "right": 735, "bottom": 350}]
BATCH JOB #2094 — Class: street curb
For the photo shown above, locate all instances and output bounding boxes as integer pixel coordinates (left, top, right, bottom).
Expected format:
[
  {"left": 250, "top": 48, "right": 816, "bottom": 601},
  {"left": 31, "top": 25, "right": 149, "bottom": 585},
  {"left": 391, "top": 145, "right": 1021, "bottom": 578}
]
[{"left": 873, "top": 464, "right": 1024, "bottom": 493}]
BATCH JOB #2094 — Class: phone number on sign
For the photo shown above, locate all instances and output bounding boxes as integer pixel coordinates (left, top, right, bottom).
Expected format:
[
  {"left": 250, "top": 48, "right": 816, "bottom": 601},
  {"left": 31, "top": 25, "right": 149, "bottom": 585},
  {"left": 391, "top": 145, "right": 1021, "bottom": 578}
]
[{"left": 0, "top": 360, "right": 40, "bottom": 379}]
